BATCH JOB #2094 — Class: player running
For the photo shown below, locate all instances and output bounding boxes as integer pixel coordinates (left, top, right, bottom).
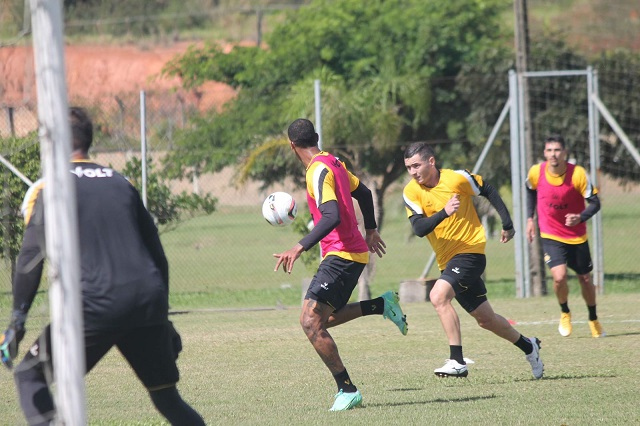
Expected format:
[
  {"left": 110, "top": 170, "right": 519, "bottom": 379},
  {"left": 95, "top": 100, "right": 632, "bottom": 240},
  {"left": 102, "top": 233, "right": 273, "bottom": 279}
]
[
  {"left": 274, "top": 118, "right": 408, "bottom": 411},
  {"left": 402, "top": 142, "right": 543, "bottom": 380}
]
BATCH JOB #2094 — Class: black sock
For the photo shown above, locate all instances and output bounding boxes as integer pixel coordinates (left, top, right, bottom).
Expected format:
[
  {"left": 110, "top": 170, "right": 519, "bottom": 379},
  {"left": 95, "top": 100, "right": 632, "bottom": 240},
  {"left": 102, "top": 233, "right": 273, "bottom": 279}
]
[
  {"left": 449, "top": 345, "right": 465, "bottom": 365},
  {"left": 514, "top": 335, "right": 534, "bottom": 355},
  {"left": 333, "top": 369, "right": 357, "bottom": 393},
  {"left": 560, "top": 302, "right": 570, "bottom": 313},
  {"left": 588, "top": 305, "right": 598, "bottom": 321},
  {"left": 360, "top": 297, "right": 384, "bottom": 316}
]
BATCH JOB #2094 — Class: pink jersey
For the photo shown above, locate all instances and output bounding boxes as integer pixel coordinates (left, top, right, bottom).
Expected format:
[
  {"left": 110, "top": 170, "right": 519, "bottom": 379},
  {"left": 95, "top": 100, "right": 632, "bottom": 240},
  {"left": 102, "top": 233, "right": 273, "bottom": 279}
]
[
  {"left": 306, "top": 153, "right": 368, "bottom": 259},
  {"left": 536, "top": 162, "right": 587, "bottom": 240}
]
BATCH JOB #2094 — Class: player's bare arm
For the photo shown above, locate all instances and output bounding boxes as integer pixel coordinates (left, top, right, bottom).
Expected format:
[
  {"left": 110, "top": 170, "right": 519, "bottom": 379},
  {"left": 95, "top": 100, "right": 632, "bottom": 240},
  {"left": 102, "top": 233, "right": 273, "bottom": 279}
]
[
  {"left": 365, "top": 229, "right": 386, "bottom": 258},
  {"left": 273, "top": 243, "right": 305, "bottom": 274}
]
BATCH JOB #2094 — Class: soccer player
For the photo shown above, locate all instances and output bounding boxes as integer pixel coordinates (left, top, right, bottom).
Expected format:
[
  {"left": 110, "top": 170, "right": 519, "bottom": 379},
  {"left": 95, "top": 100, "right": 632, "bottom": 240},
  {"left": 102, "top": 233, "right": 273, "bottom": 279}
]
[
  {"left": 402, "top": 142, "right": 543, "bottom": 379},
  {"left": 273, "top": 118, "right": 408, "bottom": 411},
  {"left": 0, "top": 107, "right": 205, "bottom": 425},
  {"left": 526, "top": 134, "right": 605, "bottom": 338}
]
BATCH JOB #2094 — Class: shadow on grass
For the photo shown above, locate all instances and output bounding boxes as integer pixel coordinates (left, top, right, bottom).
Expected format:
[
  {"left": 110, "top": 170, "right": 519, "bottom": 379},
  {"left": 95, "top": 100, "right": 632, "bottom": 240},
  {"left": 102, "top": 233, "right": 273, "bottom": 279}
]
[
  {"left": 575, "top": 331, "right": 640, "bottom": 338},
  {"left": 367, "top": 394, "right": 497, "bottom": 408},
  {"left": 513, "top": 373, "right": 616, "bottom": 382}
]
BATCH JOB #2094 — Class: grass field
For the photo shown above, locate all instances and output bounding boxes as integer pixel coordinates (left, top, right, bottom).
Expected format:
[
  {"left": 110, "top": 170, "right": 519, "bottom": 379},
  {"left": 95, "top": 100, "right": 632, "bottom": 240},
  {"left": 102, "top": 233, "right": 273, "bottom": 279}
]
[
  {"left": 155, "top": 186, "right": 640, "bottom": 311},
  {"left": 1, "top": 292, "right": 638, "bottom": 425},
  {"left": 0, "top": 187, "right": 638, "bottom": 424}
]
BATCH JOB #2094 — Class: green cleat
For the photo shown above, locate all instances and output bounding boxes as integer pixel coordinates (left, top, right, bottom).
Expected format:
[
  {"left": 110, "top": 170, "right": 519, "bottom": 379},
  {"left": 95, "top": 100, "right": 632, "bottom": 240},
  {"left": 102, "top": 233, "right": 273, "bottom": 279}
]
[
  {"left": 329, "top": 389, "right": 362, "bottom": 411},
  {"left": 381, "top": 291, "right": 408, "bottom": 335}
]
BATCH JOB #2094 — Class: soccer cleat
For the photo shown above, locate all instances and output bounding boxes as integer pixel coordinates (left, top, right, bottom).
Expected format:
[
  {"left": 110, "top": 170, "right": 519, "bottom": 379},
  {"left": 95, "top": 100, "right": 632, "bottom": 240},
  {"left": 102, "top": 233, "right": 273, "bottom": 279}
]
[
  {"left": 381, "top": 291, "right": 408, "bottom": 335},
  {"left": 526, "top": 337, "right": 544, "bottom": 379},
  {"left": 329, "top": 389, "right": 362, "bottom": 411},
  {"left": 434, "top": 359, "right": 468, "bottom": 378},
  {"left": 558, "top": 312, "right": 572, "bottom": 337},
  {"left": 589, "top": 320, "right": 606, "bottom": 338}
]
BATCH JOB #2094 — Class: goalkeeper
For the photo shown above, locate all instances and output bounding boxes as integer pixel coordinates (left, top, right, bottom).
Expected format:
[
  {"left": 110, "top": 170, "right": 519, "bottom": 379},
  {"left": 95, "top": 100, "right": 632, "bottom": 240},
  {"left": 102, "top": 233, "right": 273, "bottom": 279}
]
[{"left": 1, "top": 107, "right": 205, "bottom": 426}]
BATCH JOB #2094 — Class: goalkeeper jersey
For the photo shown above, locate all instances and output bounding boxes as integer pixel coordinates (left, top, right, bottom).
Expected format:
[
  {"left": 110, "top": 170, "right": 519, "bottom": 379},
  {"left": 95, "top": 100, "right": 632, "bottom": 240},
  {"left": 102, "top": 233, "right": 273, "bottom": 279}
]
[{"left": 15, "top": 160, "right": 169, "bottom": 332}]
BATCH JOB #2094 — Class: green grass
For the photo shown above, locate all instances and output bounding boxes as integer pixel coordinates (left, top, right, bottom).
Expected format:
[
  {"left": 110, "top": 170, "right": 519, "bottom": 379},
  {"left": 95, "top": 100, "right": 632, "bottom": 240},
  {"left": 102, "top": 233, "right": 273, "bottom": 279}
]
[
  {"left": 0, "top": 189, "right": 638, "bottom": 424},
  {"left": 154, "top": 186, "right": 640, "bottom": 309},
  {"left": 1, "top": 293, "right": 638, "bottom": 424}
]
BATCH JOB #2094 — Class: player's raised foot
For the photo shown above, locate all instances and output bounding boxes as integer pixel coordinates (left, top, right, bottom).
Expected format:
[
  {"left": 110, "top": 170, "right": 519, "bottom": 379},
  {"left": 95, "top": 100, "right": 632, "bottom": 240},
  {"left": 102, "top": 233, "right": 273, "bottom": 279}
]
[
  {"left": 329, "top": 389, "right": 362, "bottom": 411},
  {"left": 381, "top": 291, "right": 408, "bottom": 335},
  {"left": 589, "top": 320, "right": 606, "bottom": 338},
  {"left": 526, "top": 337, "right": 544, "bottom": 379},
  {"left": 434, "top": 359, "right": 468, "bottom": 378},
  {"left": 558, "top": 312, "right": 572, "bottom": 337}
]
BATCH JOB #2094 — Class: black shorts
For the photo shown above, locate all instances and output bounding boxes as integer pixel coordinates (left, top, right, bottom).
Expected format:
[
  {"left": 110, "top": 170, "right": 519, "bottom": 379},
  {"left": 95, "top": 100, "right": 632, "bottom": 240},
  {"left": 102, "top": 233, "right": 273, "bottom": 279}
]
[
  {"left": 542, "top": 238, "right": 593, "bottom": 275},
  {"left": 19, "top": 320, "right": 180, "bottom": 390},
  {"left": 440, "top": 253, "right": 488, "bottom": 313},
  {"left": 305, "top": 255, "right": 366, "bottom": 311}
]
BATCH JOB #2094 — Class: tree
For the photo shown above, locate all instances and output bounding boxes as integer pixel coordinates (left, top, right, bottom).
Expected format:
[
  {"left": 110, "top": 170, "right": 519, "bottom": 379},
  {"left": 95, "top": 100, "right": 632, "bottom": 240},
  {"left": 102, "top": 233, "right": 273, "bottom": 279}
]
[
  {"left": 0, "top": 135, "right": 40, "bottom": 280},
  {"left": 163, "top": 0, "right": 514, "bottom": 297},
  {"left": 120, "top": 156, "right": 218, "bottom": 232}
]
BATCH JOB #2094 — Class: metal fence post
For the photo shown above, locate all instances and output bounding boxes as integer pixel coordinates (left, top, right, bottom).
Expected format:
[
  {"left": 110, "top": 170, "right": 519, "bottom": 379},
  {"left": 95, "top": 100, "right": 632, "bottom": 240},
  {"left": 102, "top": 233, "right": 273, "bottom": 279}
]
[{"left": 509, "top": 70, "right": 526, "bottom": 297}]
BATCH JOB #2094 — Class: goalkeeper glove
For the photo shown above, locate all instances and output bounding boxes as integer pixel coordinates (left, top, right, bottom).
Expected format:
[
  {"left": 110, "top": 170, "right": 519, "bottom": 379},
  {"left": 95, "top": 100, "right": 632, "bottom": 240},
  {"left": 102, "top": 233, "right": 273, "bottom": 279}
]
[{"left": 0, "top": 311, "right": 26, "bottom": 370}]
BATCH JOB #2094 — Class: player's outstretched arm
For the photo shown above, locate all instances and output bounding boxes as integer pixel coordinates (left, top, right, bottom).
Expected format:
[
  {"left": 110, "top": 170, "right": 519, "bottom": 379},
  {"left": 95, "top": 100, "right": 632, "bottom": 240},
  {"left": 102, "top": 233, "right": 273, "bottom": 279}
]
[{"left": 3, "top": 216, "right": 46, "bottom": 369}]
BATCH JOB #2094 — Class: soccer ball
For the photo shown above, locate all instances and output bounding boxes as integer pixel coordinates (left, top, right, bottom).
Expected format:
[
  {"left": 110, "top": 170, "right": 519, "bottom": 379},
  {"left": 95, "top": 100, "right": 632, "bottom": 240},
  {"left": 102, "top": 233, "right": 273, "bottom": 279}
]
[{"left": 262, "top": 192, "right": 298, "bottom": 226}]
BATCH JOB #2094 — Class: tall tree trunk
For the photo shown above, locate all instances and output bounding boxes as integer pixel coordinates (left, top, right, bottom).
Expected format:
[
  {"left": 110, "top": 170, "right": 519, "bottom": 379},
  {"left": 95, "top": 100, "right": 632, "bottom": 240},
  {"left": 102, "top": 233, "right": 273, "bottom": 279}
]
[{"left": 515, "top": 0, "right": 546, "bottom": 296}]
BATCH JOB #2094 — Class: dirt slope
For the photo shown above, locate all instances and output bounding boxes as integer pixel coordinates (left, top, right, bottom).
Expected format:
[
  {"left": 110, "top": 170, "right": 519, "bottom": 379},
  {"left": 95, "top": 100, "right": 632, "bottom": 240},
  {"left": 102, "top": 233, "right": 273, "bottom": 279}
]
[{"left": 0, "top": 41, "right": 235, "bottom": 110}]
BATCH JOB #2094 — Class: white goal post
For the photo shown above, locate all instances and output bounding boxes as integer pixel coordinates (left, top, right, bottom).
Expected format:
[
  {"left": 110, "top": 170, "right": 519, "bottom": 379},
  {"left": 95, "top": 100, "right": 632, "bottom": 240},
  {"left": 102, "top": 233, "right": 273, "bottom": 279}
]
[{"left": 30, "top": 0, "right": 86, "bottom": 424}]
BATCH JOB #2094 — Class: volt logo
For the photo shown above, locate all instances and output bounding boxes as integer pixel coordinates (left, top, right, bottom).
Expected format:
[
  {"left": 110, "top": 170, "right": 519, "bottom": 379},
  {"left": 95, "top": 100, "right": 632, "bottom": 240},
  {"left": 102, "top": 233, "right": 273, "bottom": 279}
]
[{"left": 71, "top": 166, "right": 114, "bottom": 178}]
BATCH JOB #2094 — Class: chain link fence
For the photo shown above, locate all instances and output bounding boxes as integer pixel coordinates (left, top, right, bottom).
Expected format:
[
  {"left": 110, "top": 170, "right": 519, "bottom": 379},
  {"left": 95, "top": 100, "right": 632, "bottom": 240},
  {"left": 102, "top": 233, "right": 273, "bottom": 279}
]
[
  {"left": 2, "top": 76, "right": 639, "bottom": 305},
  {"left": 0, "top": 91, "right": 311, "bottom": 307}
]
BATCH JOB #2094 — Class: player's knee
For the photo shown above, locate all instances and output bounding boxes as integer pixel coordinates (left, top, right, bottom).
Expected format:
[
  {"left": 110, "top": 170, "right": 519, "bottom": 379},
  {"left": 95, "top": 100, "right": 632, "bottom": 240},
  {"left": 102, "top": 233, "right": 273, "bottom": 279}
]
[
  {"left": 149, "top": 386, "right": 179, "bottom": 409},
  {"left": 300, "top": 314, "right": 321, "bottom": 337},
  {"left": 475, "top": 316, "right": 493, "bottom": 330},
  {"left": 14, "top": 362, "right": 46, "bottom": 389},
  {"left": 429, "top": 293, "right": 450, "bottom": 311}
]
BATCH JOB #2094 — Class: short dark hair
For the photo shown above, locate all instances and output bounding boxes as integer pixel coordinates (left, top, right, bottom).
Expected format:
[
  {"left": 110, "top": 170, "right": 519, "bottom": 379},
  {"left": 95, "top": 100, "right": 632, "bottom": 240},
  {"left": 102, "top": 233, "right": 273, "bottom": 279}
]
[
  {"left": 545, "top": 134, "right": 565, "bottom": 149},
  {"left": 404, "top": 142, "right": 435, "bottom": 161},
  {"left": 69, "top": 107, "right": 93, "bottom": 153},
  {"left": 287, "top": 118, "right": 318, "bottom": 148}
]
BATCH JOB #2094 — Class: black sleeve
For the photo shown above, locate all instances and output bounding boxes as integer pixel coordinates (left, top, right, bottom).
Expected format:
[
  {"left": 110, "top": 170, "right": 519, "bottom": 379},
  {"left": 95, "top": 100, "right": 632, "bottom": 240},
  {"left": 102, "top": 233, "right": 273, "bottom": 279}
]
[
  {"left": 526, "top": 186, "right": 537, "bottom": 219},
  {"left": 479, "top": 182, "right": 514, "bottom": 231},
  {"left": 12, "top": 196, "right": 46, "bottom": 316},
  {"left": 351, "top": 182, "right": 377, "bottom": 230},
  {"left": 136, "top": 191, "right": 169, "bottom": 290},
  {"left": 580, "top": 194, "right": 601, "bottom": 222},
  {"left": 409, "top": 209, "right": 449, "bottom": 237},
  {"left": 298, "top": 200, "right": 340, "bottom": 251}
]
